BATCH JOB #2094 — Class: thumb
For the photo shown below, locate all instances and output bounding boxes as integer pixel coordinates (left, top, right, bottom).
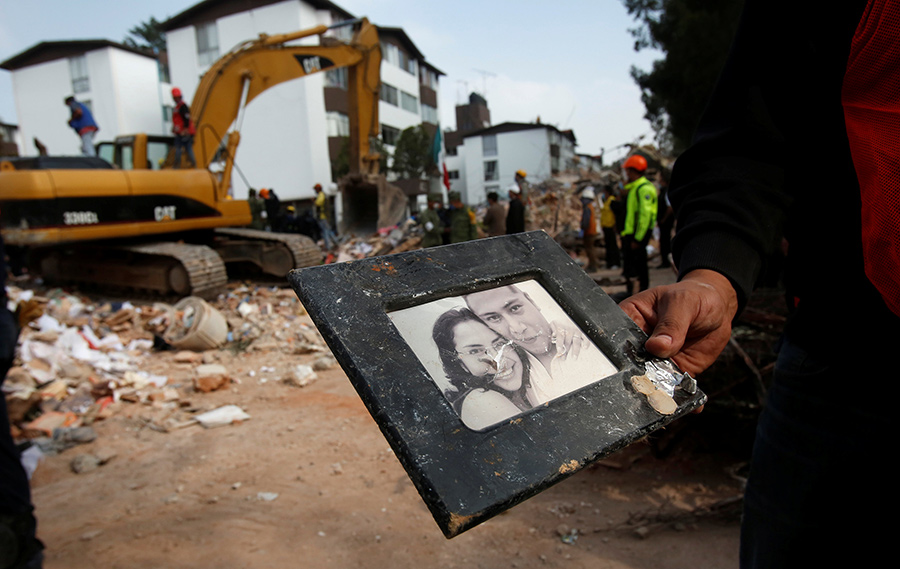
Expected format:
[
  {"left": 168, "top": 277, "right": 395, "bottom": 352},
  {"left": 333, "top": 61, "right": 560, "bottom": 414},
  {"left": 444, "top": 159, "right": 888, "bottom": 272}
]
[{"left": 643, "top": 300, "right": 693, "bottom": 358}]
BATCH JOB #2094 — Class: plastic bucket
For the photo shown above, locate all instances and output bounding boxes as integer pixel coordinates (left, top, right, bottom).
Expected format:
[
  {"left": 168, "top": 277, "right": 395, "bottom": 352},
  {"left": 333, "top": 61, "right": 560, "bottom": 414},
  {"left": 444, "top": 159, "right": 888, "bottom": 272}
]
[{"left": 164, "top": 296, "right": 228, "bottom": 351}]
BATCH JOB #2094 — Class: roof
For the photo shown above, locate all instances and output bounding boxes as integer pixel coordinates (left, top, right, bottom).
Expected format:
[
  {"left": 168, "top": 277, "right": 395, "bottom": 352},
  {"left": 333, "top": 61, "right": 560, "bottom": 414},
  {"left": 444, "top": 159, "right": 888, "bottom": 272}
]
[
  {"left": 462, "top": 122, "right": 577, "bottom": 143},
  {"left": 161, "top": 0, "right": 355, "bottom": 31},
  {"left": 378, "top": 27, "right": 444, "bottom": 75},
  {"left": 1, "top": 40, "right": 156, "bottom": 71}
]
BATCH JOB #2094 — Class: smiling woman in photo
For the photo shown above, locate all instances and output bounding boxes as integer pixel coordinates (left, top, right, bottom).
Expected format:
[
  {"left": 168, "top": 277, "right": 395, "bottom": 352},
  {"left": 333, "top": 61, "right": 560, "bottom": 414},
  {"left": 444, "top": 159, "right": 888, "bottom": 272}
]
[{"left": 432, "top": 307, "right": 538, "bottom": 430}]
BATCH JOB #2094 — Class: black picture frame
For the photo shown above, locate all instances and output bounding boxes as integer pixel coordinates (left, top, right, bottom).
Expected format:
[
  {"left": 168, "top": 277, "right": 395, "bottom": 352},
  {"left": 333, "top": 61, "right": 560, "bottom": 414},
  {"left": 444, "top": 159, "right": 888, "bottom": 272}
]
[{"left": 288, "top": 231, "right": 705, "bottom": 538}]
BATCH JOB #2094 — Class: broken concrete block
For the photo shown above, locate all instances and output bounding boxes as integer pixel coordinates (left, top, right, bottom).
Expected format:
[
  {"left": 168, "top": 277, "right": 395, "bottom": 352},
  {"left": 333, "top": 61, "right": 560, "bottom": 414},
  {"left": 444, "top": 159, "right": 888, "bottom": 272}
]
[
  {"left": 312, "top": 356, "right": 337, "bottom": 371},
  {"left": 174, "top": 350, "right": 203, "bottom": 364},
  {"left": 193, "top": 364, "right": 230, "bottom": 393},
  {"left": 71, "top": 453, "right": 101, "bottom": 474},
  {"left": 194, "top": 405, "right": 250, "bottom": 428},
  {"left": 23, "top": 411, "right": 79, "bottom": 437},
  {"left": 284, "top": 365, "right": 317, "bottom": 388}
]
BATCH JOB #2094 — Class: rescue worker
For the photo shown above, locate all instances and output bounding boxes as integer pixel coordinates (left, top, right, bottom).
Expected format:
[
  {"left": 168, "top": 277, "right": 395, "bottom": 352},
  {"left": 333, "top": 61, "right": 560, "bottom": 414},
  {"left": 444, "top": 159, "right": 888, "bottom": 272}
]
[
  {"left": 505, "top": 184, "right": 525, "bottom": 234},
  {"left": 313, "top": 183, "right": 337, "bottom": 249},
  {"left": 170, "top": 87, "right": 196, "bottom": 168},
  {"left": 64, "top": 95, "right": 98, "bottom": 157},
  {"left": 620, "top": 155, "right": 657, "bottom": 294},
  {"left": 247, "top": 188, "right": 265, "bottom": 230},
  {"left": 580, "top": 186, "right": 600, "bottom": 273},
  {"left": 447, "top": 191, "right": 477, "bottom": 243},
  {"left": 599, "top": 185, "right": 621, "bottom": 269},
  {"left": 419, "top": 193, "right": 444, "bottom": 248}
]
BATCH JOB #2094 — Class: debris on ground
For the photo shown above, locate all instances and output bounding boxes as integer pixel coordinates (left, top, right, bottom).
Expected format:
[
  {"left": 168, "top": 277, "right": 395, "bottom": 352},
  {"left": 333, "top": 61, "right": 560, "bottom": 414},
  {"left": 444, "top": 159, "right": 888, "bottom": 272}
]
[{"left": 3, "top": 282, "right": 333, "bottom": 459}]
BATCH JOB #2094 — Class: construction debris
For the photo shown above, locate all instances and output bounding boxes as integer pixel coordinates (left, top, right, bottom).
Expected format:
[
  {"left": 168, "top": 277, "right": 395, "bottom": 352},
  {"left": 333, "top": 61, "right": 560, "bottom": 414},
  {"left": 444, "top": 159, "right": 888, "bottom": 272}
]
[{"left": 3, "top": 282, "right": 334, "bottom": 459}]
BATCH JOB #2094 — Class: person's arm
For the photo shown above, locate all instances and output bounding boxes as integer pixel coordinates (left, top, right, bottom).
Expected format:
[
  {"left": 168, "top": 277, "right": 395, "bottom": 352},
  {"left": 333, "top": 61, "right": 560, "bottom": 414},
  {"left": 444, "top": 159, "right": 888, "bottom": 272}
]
[{"left": 620, "top": 0, "right": 800, "bottom": 375}]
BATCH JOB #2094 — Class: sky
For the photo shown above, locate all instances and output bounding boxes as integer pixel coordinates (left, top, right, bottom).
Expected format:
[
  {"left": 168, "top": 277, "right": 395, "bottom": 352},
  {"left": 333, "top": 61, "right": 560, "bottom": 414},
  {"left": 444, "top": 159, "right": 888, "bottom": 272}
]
[{"left": 0, "top": 0, "right": 662, "bottom": 162}]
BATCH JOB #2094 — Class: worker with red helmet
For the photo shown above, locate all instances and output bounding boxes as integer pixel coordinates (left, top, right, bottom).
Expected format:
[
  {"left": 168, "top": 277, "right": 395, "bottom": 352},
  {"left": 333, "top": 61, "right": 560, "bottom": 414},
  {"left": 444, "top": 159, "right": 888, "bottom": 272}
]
[
  {"left": 171, "top": 87, "right": 196, "bottom": 168},
  {"left": 620, "top": 154, "right": 658, "bottom": 294}
]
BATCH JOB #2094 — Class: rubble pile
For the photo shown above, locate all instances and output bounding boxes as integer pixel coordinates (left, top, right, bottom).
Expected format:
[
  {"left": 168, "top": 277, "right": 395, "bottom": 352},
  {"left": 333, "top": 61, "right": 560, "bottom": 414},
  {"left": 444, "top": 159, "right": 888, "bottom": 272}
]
[{"left": 3, "top": 284, "right": 336, "bottom": 464}]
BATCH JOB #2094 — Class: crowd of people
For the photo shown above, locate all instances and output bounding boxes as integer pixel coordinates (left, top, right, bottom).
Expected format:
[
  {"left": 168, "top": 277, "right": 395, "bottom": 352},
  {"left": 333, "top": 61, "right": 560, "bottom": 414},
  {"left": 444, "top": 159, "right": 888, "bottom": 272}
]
[{"left": 416, "top": 162, "right": 675, "bottom": 294}]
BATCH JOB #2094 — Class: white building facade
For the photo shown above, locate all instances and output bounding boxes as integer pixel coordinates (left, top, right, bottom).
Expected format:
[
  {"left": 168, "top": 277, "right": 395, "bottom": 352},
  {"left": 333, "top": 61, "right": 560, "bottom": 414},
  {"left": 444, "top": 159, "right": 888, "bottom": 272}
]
[
  {"left": 454, "top": 123, "right": 578, "bottom": 206},
  {"left": 0, "top": 41, "right": 167, "bottom": 156},
  {"left": 163, "top": 0, "right": 442, "bottom": 201}
]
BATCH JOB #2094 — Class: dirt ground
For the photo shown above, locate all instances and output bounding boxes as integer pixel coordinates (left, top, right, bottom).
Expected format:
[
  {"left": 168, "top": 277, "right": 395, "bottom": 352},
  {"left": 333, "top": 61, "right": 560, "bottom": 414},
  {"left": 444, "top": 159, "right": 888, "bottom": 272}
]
[{"left": 23, "top": 264, "right": 746, "bottom": 569}]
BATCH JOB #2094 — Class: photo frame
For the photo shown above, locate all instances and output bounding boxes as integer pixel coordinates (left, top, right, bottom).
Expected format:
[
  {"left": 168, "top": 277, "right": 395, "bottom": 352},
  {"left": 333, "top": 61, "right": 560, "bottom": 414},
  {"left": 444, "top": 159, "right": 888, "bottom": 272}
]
[{"left": 288, "top": 231, "right": 705, "bottom": 538}]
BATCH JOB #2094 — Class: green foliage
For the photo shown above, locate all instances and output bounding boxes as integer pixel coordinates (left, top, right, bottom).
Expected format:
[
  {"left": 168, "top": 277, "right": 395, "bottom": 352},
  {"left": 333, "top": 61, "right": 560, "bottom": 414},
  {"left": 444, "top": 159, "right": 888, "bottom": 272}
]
[
  {"left": 391, "top": 125, "right": 432, "bottom": 179},
  {"left": 332, "top": 136, "right": 390, "bottom": 180},
  {"left": 623, "top": 0, "right": 743, "bottom": 153},
  {"left": 123, "top": 16, "right": 167, "bottom": 54}
]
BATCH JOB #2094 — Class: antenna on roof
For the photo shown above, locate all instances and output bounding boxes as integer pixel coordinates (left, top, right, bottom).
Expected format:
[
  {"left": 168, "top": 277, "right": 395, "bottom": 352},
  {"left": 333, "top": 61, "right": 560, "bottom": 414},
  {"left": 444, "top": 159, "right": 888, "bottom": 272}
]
[{"left": 471, "top": 68, "right": 496, "bottom": 98}]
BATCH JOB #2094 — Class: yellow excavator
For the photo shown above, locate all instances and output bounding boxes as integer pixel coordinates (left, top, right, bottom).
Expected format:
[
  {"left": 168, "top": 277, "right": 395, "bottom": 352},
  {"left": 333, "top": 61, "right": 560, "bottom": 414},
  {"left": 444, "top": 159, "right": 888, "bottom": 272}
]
[{"left": 0, "top": 18, "right": 383, "bottom": 297}]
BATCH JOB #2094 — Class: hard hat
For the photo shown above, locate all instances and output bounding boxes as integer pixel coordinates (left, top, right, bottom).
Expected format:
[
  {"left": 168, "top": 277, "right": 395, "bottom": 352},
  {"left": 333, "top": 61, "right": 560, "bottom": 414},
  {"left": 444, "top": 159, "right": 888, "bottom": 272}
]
[
  {"left": 507, "top": 183, "right": 521, "bottom": 195},
  {"left": 287, "top": 205, "right": 296, "bottom": 212},
  {"left": 515, "top": 169, "right": 527, "bottom": 178},
  {"left": 259, "top": 188, "right": 270, "bottom": 198},
  {"left": 623, "top": 154, "right": 648, "bottom": 172},
  {"left": 581, "top": 187, "right": 596, "bottom": 200},
  {"left": 171, "top": 87, "right": 182, "bottom": 98},
  {"left": 314, "top": 183, "right": 322, "bottom": 191}
]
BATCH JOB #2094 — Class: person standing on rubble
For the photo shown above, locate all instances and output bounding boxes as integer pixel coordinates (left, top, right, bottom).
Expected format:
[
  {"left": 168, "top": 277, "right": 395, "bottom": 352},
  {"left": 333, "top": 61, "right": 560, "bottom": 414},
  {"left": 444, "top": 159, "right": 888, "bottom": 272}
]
[
  {"left": 505, "top": 184, "right": 525, "bottom": 235},
  {"left": 447, "top": 191, "right": 477, "bottom": 243},
  {"left": 514, "top": 169, "right": 531, "bottom": 230},
  {"left": 0, "top": 229, "right": 44, "bottom": 569},
  {"left": 313, "top": 183, "right": 337, "bottom": 250},
  {"left": 419, "top": 193, "right": 444, "bottom": 248},
  {"left": 620, "top": 155, "right": 657, "bottom": 294},
  {"left": 599, "top": 185, "right": 621, "bottom": 269},
  {"left": 579, "top": 186, "right": 601, "bottom": 273},
  {"left": 620, "top": 0, "right": 895, "bottom": 566},
  {"left": 482, "top": 191, "right": 506, "bottom": 237}
]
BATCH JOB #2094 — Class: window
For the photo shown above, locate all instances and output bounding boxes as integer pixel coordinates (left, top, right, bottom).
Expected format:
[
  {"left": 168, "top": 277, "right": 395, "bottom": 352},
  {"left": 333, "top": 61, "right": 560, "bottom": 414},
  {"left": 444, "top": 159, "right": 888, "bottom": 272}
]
[
  {"left": 382, "top": 124, "right": 400, "bottom": 146},
  {"left": 398, "top": 51, "right": 417, "bottom": 75},
  {"left": 327, "top": 112, "right": 350, "bottom": 137},
  {"left": 325, "top": 67, "right": 348, "bottom": 89},
  {"left": 484, "top": 160, "right": 498, "bottom": 182},
  {"left": 196, "top": 21, "right": 219, "bottom": 67},
  {"left": 380, "top": 83, "right": 398, "bottom": 106},
  {"left": 69, "top": 55, "right": 89, "bottom": 93},
  {"left": 420, "top": 69, "right": 438, "bottom": 89},
  {"left": 483, "top": 134, "right": 497, "bottom": 157},
  {"left": 381, "top": 42, "right": 399, "bottom": 66},
  {"left": 421, "top": 104, "right": 438, "bottom": 124},
  {"left": 448, "top": 170, "right": 460, "bottom": 180},
  {"left": 400, "top": 91, "right": 418, "bottom": 113}
]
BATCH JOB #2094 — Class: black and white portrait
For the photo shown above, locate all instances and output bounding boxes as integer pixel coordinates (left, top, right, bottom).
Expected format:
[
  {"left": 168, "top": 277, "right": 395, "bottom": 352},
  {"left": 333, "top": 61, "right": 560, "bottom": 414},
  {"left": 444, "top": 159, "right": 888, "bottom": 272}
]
[{"left": 389, "top": 280, "right": 618, "bottom": 430}]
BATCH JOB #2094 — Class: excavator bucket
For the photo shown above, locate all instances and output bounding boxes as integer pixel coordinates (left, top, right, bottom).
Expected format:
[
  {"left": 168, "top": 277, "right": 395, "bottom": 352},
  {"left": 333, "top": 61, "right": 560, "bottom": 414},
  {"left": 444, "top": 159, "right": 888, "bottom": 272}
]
[{"left": 338, "top": 174, "right": 408, "bottom": 236}]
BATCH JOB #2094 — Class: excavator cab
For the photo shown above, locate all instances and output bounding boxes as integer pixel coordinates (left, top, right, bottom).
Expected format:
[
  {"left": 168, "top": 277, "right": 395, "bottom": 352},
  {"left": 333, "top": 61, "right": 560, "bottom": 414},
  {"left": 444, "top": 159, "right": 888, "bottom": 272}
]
[{"left": 97, "top": 134, "right": 180, "bottom": 170}]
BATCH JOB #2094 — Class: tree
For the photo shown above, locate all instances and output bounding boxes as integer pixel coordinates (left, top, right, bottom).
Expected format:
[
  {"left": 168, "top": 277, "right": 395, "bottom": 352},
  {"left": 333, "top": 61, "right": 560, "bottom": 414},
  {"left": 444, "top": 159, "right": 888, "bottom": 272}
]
[
  {"left": 623, "top": 0, "right": 743, "bottom": 153},
  {"left": 123, "top": 16, "right": 167, "bottom": 54},
  {"left": 331, "top": 136, "right": 390, "bottom": 181},
  {"left": 391, "top": 125, "right": 432, "bottom": 179}
]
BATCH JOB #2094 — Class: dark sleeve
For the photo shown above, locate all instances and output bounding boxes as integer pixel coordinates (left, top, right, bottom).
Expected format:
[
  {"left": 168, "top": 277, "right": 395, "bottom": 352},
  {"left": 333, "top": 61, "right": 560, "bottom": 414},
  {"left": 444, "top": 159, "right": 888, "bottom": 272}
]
[
  {"left": 580, "top": 205, "right": 590, "bottom": 232},
  {"left": 669, "top": 0, "right": 865, "bottom": 308},
  {"left": 178, "top": 103, "right": 191, "bottom": 124}
]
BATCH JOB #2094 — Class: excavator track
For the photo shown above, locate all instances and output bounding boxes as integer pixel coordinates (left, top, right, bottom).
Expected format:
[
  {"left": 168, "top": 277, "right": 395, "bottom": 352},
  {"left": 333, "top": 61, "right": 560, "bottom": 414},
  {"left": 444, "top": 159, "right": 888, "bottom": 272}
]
[
  {"left": 213, "top": 228, "right": 323, "bottom": 274},
  {"left": 35, "top": 241, "right": 228, "bottom": 299}
]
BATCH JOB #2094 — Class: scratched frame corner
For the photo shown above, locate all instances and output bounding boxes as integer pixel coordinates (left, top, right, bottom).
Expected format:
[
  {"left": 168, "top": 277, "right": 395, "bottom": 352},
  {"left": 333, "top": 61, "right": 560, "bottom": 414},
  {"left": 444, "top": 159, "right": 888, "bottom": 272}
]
[{"left": 287, "top": 231, "right": 706, "bottom": 538}]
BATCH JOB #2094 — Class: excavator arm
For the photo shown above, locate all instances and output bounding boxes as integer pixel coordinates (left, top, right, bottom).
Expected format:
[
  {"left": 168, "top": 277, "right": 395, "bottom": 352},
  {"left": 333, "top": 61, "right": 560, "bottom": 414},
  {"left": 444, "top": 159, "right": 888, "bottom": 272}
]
[{"left": 190, "top": 18, "right": 382, "bottom": 197}]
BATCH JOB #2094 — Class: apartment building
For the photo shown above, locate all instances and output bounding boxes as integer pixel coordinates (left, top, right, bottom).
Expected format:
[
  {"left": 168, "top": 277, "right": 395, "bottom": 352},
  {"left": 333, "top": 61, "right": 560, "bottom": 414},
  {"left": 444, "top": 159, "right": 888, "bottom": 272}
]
[
  {"left": 0, "top": 40, "right": 168, "bottom": 156},
  {"left": 162, "top": 0, "right": 442, "bottom": 200}
]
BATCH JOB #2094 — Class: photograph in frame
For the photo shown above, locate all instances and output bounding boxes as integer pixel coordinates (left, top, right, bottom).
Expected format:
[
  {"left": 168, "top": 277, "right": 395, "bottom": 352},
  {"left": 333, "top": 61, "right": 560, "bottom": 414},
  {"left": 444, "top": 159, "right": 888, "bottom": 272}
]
[
  {"left": 389, "top": 279, "right": 619, "bottom": 430},
  {"left": 289, "top": 231, "right": 706, "bottom": 537}
]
